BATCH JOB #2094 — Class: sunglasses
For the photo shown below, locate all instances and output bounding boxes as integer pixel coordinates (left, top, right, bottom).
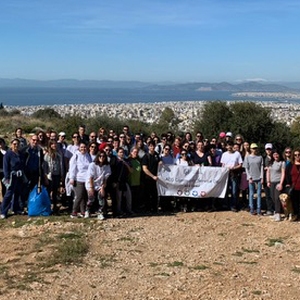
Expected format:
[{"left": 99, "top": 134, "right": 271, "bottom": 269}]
[
  {"left": 99, "top": 155, "right": 106, "bottom": 158},
  {"left": 73, "top": 136, "right": 79, "bottom": 138},
  {"left": 165, "top": 148, "right": 170, "bottom": 151},
  {"left": 294, "top": 153, "right": 300, "bottom": 157},
  {"left": 181, "top": 153, "right": 187, "bottom": 156}
]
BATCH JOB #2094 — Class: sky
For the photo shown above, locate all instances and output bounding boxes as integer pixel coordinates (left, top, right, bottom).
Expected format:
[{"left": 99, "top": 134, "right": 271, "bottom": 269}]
[{"left": 0, "top": 0, "right": 300, "bottom": 83}]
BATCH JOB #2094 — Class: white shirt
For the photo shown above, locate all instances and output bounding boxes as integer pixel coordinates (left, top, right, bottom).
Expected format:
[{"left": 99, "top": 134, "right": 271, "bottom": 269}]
[
  {"left": 85, "top": 162, "right": 111, "bottom": 191},
  {"left": 221, "top": 151, "right": 243, "bottom": 168}
]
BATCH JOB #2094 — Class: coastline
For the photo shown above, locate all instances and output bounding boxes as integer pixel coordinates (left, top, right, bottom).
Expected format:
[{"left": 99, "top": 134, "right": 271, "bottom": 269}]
[{"left": 5, "top": 100, "right": 300, "bottom": 131}]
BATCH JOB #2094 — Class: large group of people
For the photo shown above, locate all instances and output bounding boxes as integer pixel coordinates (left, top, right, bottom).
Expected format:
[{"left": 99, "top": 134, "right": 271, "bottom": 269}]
[{"left": 0, "top": 126, "right": 299, "bottom": 222}]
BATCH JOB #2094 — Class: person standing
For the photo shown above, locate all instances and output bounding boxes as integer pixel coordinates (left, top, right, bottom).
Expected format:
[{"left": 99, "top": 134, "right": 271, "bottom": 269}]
[
  {"left": 1, "top": 139, "right": 25, "bottom": 218},
  {"left": 69, "top": 143, "right": 92, "bottom": 218},
  {"left": 266, "top": 149, "right": 285, "bottom": 221},
  {"left": 220, "top": 141, "right": 243, "bottom": 212},
  {"left": 142, "top": 141, "right": 160, "bottom": 213},
  {"left": 263, "top": 143, "right": 273, "bottom": 215},
  {"left": 285, "top": 148, "right": 300, "bottom": 221},
  {"left": 243, "top": 143, "right": 264, "bottom": 215},
  {"left": 21, "top": 134, "right": 45, "bottom": 196}
]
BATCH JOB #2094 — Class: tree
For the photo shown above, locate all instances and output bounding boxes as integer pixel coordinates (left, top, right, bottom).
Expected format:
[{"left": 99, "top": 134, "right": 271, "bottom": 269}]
[{"left": 193, "top": 101, "right": 233, "bottom": 138}]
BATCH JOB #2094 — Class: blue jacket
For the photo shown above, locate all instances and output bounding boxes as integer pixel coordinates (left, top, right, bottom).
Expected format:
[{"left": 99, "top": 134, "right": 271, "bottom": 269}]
[{"left": 3, "top": 150, "right": 24, "bottom": 180}]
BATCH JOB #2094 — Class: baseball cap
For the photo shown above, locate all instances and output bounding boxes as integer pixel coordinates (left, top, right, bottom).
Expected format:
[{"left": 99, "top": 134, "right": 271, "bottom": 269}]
[
  {"left": 265, "top": 143, "right": 273, "bottom": 150},
  {"left": 219, "top": 132, "right": 226, "bottom": 138},
  {"left": 226, "top": 132, "right": 233, "bottom": 137},
  {"left": 250, "top": 143, "right": 258, "bottom": 149},
  {"left": 58, "top": 132, "right": 66, "bottom": 136}
]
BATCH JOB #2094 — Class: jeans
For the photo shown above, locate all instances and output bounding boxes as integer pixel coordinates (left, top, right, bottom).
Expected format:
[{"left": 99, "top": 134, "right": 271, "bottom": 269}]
[
  {"left": 249, "top": 180, "right": 262, "bottom": 214},
  {"left": 226, "top": 175, "right": 240, "bottom": 209}
]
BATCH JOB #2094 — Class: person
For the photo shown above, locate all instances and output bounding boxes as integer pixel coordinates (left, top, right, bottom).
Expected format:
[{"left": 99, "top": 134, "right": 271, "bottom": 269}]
[
  {"left": 283, "top": 147, "right": 292, "bottom": 167},
  {"left": 190, "top": 141, "right": 212, "bottom": 166},
  {"left": 142, "top": 141, "right": 160, "bottom": 213},
  {"left": 266, "top": 149, "right": 285, "bottom": 221},
  {"left": 114, "top": 147, "right": 133, "bottom": 216},
  {"left": 160, "top": 145, "right": 174, "bottom": 165},
  {"left": 43, "top": 140, "right": 64, "bottom": 214},
  {"left": 22, "top": 134, "right": 45, "bottom": 196},
  {"left": 1, "top": 139, "right": 26, "bottom": 218},
  {"left": 155, "top": 134, "right": 167, "bottom": 156},
  {"left": 0, "top": 138, "right": 7, "bottom": 199},
  {"left": 172, "top": 136, "right": 181, "bottom": 159},
  {"left": 263, "top": 143, "right": 273, "bottom": 215},
  {"left": 221, "top": 141, "right": 243, "bottom": 212},
  {"left": 36, "top": 130, "right": 48, "bottom": 151},
  {"left": 69, "top": 142, "right": 92, "bottom": 218},
  {"left": 85, "top": 151, "right": 111, "bottom": 220},
  {"left": 78, "top": 125, "right": 89, "bottom": 145},
  {"left": 128, "top": 147, "right": 142, "bottom": 212},
  {"left": 88, "top": 142, "right": 98, "bottom": 161},
  {"left": 65, "top": 132, "right": 81, "bottom": 170},
  {"left": 15, "top": 127, "right": 27, "bottom": 149},
  {"left": 285, "top": 148, "right": 300, "bottom": 221},
  {"left": 243, "top": 143, "right": 264, "bottom": 215},
  {"left": 57, "top": 132, "right": 68, "bottom": 157}
]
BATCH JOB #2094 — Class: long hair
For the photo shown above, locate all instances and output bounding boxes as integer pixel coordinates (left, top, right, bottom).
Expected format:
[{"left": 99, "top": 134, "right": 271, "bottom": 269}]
[
  {"left": 47, "top": 140, "right": 58, "bottom": 159},
  {"left": 94, "top": 150, "right": 108, "bottom": 166}
]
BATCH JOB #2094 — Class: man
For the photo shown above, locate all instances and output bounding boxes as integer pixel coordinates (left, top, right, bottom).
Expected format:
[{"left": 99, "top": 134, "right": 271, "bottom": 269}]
[
  {"left": 78, "top": 125, "right": 89, "bottom": 145},
  {"left": 21, "top": 134, "right": 46, "bottom": 198},
  {"left": 221, "top": 141, "right": 243, "bottom": 212},
  {"left": 142, "top": 141, "right": 160, "bottom": 213}
]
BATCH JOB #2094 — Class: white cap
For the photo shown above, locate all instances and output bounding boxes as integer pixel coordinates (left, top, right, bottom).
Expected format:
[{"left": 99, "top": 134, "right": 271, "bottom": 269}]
[
  {"left": 226, "top": 132, "right": 233, "bottom": 137},
  {"left": 265, "top": 143, "right": 273, "bottom": 150},
  {"left": 58, "top": 131, "right": 66, "bottom": 136}
]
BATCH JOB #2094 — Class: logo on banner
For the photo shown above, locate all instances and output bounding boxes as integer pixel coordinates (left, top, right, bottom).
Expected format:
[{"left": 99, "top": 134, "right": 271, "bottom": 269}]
[
  {"left": 177, "top": 190, "right": 183, "bottom": 196},
  {"left": 192, "top": 190, "right": 198, "bottom": 197}
]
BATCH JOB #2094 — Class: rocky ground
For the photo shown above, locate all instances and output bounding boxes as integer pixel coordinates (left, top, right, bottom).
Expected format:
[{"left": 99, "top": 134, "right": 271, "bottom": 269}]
[{"left": 0, "top": 210, "right": 300, "bottom": 300}]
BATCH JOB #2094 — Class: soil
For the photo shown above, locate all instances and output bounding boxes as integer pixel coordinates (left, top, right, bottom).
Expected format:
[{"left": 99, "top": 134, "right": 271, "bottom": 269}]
[{"left": 0, "top": 210, "right": 300, "bottom": 300}]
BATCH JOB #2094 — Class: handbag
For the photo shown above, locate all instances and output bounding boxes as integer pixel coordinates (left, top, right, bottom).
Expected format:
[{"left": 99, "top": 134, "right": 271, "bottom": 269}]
[{"left": 28, "top": 184, "right": 52, "bottom": 217}]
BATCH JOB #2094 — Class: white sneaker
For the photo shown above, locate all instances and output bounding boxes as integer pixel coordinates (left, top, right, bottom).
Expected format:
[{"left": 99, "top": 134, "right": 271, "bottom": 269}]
[
  {"left": 0, "top": 214, "right": 5, "bottom": 219},
  {"left": 84, "top": 210, "right": 90, "bottom": 218},
  {"left": 274, "top": 213, "right": 281, "bottom": 222},
  {"left": 97, "top": 213, "right": 105, "bottom": 221}
]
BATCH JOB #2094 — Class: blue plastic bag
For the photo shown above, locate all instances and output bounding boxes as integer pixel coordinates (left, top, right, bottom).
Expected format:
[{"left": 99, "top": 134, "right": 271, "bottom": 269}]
[{"left": 28, "top": 185, "right": 52, "bottom": 217}]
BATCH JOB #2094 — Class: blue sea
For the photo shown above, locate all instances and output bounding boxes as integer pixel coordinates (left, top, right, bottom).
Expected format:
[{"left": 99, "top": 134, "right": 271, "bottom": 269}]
[{"left": 0, "top": 87, "right": 289, "bottom": 106}]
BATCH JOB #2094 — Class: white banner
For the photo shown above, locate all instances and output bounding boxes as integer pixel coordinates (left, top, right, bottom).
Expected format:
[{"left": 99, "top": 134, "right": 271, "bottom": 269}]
[{"left": 157, "top": 165, "right": 229, "bottom": 198}]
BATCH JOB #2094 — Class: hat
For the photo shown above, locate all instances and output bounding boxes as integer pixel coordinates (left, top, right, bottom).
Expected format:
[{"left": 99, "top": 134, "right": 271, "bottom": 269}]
[
  {"left": 250, "top": 143, "right": 258, "bottom": 149},
  {"left": 99, "top": 142, "right": 107, "bottom": 151},
  {"left": 265, "top": 143, "right": 273, "bottom": 150},
  {"left": 58, "top": 132, "right": 66, "bottom": 136},
  {"left": 226, "top": 132, "right": 233, "bottom": 137},
  {"left": 219, "top": 132, "right": 226, "bottom": 138}
]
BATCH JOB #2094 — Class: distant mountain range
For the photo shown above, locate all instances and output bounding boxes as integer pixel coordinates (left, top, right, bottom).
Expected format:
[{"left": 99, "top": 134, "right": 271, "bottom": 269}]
[{"left": 1, "top": 78, "right": 300, "bottom": 92}]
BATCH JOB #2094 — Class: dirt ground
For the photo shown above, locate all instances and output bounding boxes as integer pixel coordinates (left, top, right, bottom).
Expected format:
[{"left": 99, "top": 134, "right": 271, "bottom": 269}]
[{"left": 0, "top": 209, "right": 300, "bottom": 300}]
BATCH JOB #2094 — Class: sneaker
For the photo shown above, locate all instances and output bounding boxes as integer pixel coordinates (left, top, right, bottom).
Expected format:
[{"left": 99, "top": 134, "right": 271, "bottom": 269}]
[
  {"left": 70, "top": 212, "right": 78, "bottom": 218},
  {"left": 78, "top": 212, "right": 84, "bottom": 218},
  {"left": 84, "top": 210, "right": 90, "bottom": 218},
  {"left": 274, "top": 213, "right": 281, "bottom": 222},
  {"left": 97, "top": 213, "right": 105, "bottom": 221},
  {"left": 264, "top": 211, "right": 273, "bottom": 216},
  {"left": 0, "top": 214, "right": 6, "bottom": 219}
]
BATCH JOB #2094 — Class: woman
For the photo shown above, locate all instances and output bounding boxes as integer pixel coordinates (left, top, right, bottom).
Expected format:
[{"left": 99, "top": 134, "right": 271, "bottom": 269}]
[
  {"left": 234, "top": 134, "right": 244, "bottom": 152},
  {"left": 69, "top": 142, "right": 92, "bottom": 218},
  {"left": 0, "top": 138, "right": 7, "bottom": 199},
  {"left": 88, "top": 142, "right": 98, "bottom": 161},
  {"left": 114, "top": 147, "right": 133, "bottom": 216},
  {"left": 1, "top": 139, "right": 25, "bottom": 218},
  {"left": 176, "top": 149, "right": 193, "bottom": 166},
  {"left": 15, "top": 127, "right": 27, "bottom": 149},
  {"left": 285, "top": 148, "right": 300, "bottom": 221},
  {"left": 172, "top": 137, "right": 181, "bottom": 159},
  {"left": 36, "top": 130, "right": 48, "bottom": 151},
  {"left": 243, "top": 143, "right": 264, "bottom": 215},
  {"left": 128, "top": 147, "right": 142, "bottom": 212},
  {"left": 283, "top": 147, "right": 292, "bottom": 167},
  {"left": 267, "top": 149, "right": 285, "bottom": 221},
  {"left": 191, "top": 141, "right": 212, "bottom": 166},
  {"left": 160, "top": 145, "right": 174, "bottom": 165},
  {"left": 65, "top": 132, "right": 81, "bottom": 170},
  {"left": 85, "top": 151, "right": 111, "bottom": 220},
  {"left": 43, "top": 140, "right": 64, "bottom": 214}
]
